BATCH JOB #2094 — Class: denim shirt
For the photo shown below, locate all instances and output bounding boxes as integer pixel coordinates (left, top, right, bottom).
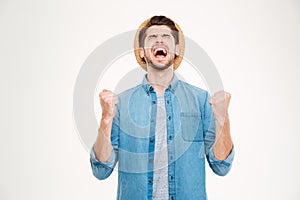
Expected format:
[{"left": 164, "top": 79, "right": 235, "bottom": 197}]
[{"left": 90, "top": 73, "right": 234, "bottom": 200}]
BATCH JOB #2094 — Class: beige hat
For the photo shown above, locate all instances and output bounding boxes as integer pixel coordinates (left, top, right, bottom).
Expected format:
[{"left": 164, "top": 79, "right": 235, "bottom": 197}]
[{"left": 134, "top": 17, "right": 185, "bottom": 71}]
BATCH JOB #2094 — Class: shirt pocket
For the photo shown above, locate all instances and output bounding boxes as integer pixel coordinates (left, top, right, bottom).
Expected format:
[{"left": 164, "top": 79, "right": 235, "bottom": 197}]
[{"left": 180, "top": 112, "right": 203, "bottom": 142}]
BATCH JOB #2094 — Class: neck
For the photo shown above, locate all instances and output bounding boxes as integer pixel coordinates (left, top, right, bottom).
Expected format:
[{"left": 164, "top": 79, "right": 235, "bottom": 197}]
[{"left": 146, "top": 65, "right": 174, "bottom": 95}]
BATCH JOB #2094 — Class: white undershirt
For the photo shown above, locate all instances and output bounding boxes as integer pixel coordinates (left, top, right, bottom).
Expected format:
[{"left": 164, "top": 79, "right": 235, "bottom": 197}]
[{"left": 152, "top": 95, "right": 169, "bottom": 200}]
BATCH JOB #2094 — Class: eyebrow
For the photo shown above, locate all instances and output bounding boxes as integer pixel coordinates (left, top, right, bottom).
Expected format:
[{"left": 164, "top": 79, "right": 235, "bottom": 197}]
[{"left": 147, "top": 33, "right": 172, "bottom": 37}]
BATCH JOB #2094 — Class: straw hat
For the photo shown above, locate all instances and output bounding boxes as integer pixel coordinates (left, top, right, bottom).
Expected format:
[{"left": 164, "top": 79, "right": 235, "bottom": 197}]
[{"left": 134, "top": 17, "right": 185, "bottom": 71}]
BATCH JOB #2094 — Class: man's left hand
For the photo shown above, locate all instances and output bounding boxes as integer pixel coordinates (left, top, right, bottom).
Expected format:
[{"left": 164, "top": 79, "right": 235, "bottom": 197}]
[
  {"left": 209, "top": 91, "right": 231, "bottom": 126},
  {"left": 209, "top": 91, "right": 233, "bottom": 161}
]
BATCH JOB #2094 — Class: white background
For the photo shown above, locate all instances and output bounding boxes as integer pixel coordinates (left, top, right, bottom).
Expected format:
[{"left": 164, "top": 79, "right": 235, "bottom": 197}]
[{"left": 1, "top": 0, "right": 300, "bottom": 199}]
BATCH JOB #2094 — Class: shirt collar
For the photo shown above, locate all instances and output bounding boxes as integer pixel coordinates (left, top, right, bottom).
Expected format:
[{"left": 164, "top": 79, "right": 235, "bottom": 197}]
[{"left": 142, "top": 72, "right": 179, "bottom": 94}]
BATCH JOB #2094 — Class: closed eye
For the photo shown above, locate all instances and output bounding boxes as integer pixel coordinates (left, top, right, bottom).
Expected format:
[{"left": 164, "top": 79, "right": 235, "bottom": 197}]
[
  {"left": 147, "top": 34, "right": 157, "bottom": 40},
  {"left": 162, "top": 34, "right": 171, "bottom": 38}
]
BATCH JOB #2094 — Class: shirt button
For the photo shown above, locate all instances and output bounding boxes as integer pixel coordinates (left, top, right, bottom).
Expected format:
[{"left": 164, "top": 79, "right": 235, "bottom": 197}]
[
  {"left": 169, "top": 135, "right": 172, "bottom": 140},
  {"left": 148, "top": 179, "right": 153, "bottom": 184},
  {"left": 152, "top": 101, "right": 156, "bottom": 104},
  {"left": 149, "top": 159, "right": 153, "bottom": 163},
  {"left": 168, "top": 116, "right": 171, "bottom": 120},
  {"left": 150, "top": 138, "right": 154, "bottom": 143},
  {"left": 151, "top": 119, "right": 155, "bottom": 123},
  {"left": 149, "top": 86, "right": 153, "bottom": 91},
  {"left": 171, "top": 196, "right": 174, "bottom": 200},
  {"left": 166, "top": 100, "right": 169, "bottom": 104},
  {"left": 170, "top": 156, "right": 173, "bottom": 160}
]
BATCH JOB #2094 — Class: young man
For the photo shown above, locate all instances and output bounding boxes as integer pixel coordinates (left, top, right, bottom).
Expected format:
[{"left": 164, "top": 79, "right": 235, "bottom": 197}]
[{"left": 90, "top": 16, "right": 234, "bottom": 200}]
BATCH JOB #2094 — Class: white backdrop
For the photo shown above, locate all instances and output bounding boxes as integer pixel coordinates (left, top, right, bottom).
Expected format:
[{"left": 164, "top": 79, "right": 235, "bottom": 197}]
[{"left": 1, "top": 0, "right": 300, "bottom": 199}]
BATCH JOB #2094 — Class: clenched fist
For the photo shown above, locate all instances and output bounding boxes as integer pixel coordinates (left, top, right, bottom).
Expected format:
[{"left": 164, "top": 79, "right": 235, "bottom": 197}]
[
  {"left": 99, "top": 89, "right": 118, "bottom": 121},
  {"left": 209, "top": 91, "right": 233, "bottom": 160},
  {"left": 209, "top": 91, "right": 231, "bottom": 127},
  {"left": 95, "top": 90, "right": 118, "bottom": 162}
]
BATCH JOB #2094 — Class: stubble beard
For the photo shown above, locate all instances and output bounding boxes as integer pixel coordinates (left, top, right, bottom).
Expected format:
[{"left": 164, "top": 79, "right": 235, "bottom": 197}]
[{"left": 146, "top": 55, "right": 175, "bottom": 71}]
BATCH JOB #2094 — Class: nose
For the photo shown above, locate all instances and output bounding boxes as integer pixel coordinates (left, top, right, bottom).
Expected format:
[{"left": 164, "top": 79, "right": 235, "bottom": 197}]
[{"left": 155, "top": 35, "right": 163, "bottom": 43}]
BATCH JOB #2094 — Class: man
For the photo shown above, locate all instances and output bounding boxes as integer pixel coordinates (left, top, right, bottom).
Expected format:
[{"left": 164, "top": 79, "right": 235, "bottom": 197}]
[{"left": 90, "top": 16, "right": 234, "bottom": 200}]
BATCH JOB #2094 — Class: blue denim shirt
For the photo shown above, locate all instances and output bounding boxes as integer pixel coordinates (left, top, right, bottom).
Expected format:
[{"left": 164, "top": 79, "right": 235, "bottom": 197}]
[{"left": 90, "top": 73, "right": 234, "bottom": 200}]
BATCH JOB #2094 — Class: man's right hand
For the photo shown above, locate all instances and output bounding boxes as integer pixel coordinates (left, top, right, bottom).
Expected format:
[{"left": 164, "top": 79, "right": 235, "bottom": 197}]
[
  {"left": 94, "top": 89, "right": 118, "bottom": 162},
  {"left": 99, "top": 89, "right": 118, "bottom": 121}
]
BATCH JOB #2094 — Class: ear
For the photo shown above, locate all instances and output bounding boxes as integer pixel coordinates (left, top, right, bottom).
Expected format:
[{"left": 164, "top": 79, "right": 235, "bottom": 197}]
[
  {"left": 175, "top": 44, "right": 180, "bottom": 56},
  {"left": 139, "top": 48, "right": 145, "bottom": 58}
]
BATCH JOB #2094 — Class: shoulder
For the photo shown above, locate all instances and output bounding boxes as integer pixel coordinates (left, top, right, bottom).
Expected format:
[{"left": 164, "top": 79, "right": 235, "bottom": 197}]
[
  {"left": 177, "top": 80, "right": 209, "bottom": 98},
  {"left": 116, "top": 84, "right": 145, "bottom": 101}
]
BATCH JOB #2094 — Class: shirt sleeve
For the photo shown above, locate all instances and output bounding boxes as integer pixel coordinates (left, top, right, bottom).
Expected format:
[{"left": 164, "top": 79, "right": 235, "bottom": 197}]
[
  {"left": 90, "top": 143, "right": 117, "bottom": 180},
  {"left": 202, "top": 91, "right": 235, "bottom": 176},
  {"left": 206, "top": 144, "right": 235, "bottom": 176}
]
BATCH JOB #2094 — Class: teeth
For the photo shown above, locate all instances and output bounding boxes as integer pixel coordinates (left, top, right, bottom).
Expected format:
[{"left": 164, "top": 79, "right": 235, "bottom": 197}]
[{"left": 154, "top": 47, "right": 167, "bottom": 55}]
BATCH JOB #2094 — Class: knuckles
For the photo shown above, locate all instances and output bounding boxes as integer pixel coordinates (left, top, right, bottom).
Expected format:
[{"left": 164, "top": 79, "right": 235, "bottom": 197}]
[
  {"left": 99, "top": 90, "right": 118, "bottom": 107},
  {"left": 210, "top": 91, "right": 231, "bottom": 109}
]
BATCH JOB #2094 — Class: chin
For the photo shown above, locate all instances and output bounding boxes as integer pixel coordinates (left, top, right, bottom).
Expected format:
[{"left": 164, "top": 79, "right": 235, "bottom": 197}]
[
  {"left": 146, "top": 56, "right": 174, "bottom": 70},
  {"left": 150, "top": 63, "right": 172, "bottom": 71}
]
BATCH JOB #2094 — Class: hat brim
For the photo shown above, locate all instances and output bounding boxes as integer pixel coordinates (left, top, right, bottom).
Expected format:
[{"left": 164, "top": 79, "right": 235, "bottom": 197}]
[{"left": 134, "top": 18, "right": 185, "bottom": 71}]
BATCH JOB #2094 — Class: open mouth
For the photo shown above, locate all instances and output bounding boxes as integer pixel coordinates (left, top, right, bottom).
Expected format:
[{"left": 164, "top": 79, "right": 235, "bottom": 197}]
[{"left": 152, "top": 46, "right": 168, "bottom": 58}]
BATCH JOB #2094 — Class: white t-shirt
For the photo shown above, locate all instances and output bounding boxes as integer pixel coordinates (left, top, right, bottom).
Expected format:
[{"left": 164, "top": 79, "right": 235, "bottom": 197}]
[{"left": 152, "top": 94, "right": 169, "bottom": 200}]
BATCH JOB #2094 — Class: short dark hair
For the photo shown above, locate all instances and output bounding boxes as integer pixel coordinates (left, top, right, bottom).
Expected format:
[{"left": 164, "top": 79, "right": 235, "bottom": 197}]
[{"left": 138, "top": 16, "right": 179, "bottom": 47}]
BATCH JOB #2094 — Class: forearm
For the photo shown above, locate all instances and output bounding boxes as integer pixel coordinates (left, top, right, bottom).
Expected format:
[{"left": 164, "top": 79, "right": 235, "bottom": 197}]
[
  {"left": 213, "top": 112, "right": 233, "bottom": 161},
  {"left": 94, "top": 118, "right": 113, "bottom": 162}
]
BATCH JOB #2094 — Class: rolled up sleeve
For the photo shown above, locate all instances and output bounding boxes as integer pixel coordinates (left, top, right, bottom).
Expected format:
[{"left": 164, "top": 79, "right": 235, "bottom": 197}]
[
  {"left": 207, "top": 145, "right": 235, "bottom": 176},
  {"left": 90, "top": 144, "right": 117, "bottom": 180}
]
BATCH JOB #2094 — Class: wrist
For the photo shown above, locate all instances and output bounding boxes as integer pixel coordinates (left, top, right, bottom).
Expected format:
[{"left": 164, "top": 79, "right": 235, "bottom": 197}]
[{"left": 101, "top": 115, "right": 114, "bottom": 124}]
